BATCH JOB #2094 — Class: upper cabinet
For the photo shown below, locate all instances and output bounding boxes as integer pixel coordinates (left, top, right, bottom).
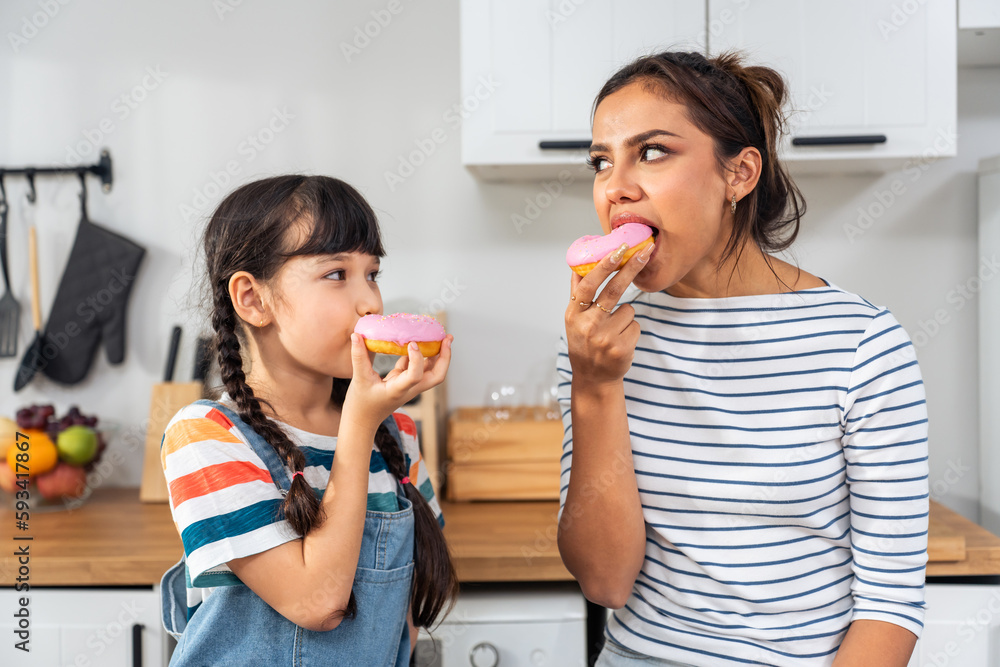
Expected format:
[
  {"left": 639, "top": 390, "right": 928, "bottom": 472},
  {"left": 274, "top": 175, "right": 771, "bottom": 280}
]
[
  {"left": 709, "top": 0, "right": 957, "bottom": 173},
  {"left": 460, "top": 0, "right": 958, "bottom": 180},
  {"left": 958, "top": 0, "right": 1000, "bottom": 66},
  {"left": 460, "top": 0, "right": 705, "bottom": 180}
]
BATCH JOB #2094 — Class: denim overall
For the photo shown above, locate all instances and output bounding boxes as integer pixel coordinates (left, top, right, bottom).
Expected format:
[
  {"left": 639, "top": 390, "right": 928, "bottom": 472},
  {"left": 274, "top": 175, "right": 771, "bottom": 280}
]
[{"left": 160, "top": 400, "right": 415, "bottom": 666}]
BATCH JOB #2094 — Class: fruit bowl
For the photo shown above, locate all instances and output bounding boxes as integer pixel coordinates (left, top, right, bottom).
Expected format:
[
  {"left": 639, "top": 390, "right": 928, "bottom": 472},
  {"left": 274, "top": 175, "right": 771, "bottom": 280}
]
[{"left": 0, "top": 405, "right": 112, "bottom": 512}]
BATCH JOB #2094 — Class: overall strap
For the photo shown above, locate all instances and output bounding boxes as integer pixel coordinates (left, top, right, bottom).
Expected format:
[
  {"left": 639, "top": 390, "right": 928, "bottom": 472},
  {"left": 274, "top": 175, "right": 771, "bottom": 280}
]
[{"left": 193, "top": 399, "right": 292, "bottom": 495}]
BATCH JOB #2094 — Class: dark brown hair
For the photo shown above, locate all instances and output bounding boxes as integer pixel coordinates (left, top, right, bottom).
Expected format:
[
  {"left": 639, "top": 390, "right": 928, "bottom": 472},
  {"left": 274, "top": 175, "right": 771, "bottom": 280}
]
[
  {"left": 203, "top": 175, "right": 457, "bottom": 627},
  {"left": 593, "top": 50, "right": 806, "bottom": 269}
]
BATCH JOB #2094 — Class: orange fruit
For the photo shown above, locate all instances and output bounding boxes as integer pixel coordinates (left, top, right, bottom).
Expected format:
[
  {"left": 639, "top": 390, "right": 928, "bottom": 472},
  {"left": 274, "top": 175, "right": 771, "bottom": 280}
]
[{"left": 6, "top": 430, "right": 59, "bottom": 477}]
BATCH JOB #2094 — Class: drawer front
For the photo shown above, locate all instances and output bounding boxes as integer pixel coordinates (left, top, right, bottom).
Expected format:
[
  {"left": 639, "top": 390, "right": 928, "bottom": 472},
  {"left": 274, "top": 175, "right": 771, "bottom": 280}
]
[{"left": 447, "top": 461, "right": 561, "bottom": 501}]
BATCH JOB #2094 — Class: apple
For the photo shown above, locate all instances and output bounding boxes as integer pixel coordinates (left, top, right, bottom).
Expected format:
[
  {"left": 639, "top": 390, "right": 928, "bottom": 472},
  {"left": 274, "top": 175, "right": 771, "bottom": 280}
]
[
  {"left": 57, "top": 425, "right": 99, "bottom": 466},
  {"left": 0, "top": 464, "right": 17, "bottom": 494},
  {"left": 36, "top": 463, "right": 87, "bottom": 501}
]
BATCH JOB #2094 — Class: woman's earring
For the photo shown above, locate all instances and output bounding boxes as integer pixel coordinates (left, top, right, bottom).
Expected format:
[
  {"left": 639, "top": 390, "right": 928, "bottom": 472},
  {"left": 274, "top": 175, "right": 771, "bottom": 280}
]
[
  {"left": 731, "top": 195, "right": 737, "bottom": 214},
  {"left": 259, "top": 317, "right": 265, "bottom": 328}
]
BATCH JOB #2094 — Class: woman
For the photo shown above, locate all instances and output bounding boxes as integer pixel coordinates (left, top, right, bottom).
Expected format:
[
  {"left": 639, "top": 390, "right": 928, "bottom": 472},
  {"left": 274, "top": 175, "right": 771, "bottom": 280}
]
[{"left": 558, "top": 51, "right": 928, "bottom": 666}]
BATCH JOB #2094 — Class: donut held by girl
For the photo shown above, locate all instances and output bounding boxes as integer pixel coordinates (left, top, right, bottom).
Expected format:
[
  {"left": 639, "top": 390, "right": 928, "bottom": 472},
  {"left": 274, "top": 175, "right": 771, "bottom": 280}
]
[
  {"left": 566, "top": 222, "right": 654, "bottom": 276},
  {"left": 355, "top": 313, "right": 446, "bottom": 357}
]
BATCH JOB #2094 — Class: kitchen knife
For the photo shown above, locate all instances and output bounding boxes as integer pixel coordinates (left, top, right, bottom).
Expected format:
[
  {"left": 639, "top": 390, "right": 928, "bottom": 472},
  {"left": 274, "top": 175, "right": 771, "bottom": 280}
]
[{"left": 163, "top": 326, "right": 181, "bottom": 383}]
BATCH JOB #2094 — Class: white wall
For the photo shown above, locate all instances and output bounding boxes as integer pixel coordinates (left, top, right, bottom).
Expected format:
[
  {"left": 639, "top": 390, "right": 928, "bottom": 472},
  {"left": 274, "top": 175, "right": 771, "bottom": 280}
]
[{"left": 0, "top": 0, "right": 997, "bottom": 521}]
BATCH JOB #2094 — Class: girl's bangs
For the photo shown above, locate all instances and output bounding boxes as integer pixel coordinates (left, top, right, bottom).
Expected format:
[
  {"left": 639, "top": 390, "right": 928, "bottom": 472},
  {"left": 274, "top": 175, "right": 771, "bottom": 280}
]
[{"left": 284, "top": 178, "right": 385, "bottom": 259}]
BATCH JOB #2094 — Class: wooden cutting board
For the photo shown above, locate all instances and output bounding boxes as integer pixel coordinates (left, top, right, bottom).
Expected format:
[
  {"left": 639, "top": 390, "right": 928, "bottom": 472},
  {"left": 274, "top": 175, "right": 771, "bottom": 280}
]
[{"left": 139, "top": 382, "right": 204, "bottom": 502}]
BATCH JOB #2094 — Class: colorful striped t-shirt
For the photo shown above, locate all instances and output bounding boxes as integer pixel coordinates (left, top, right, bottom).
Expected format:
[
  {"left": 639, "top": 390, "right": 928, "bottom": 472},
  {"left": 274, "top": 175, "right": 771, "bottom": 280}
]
[
  {"left": 161, "top": 397, "right": 442, "bottom": 616},
  {"left": 557, "top": 283, "right": 929, "bottom": 666}
]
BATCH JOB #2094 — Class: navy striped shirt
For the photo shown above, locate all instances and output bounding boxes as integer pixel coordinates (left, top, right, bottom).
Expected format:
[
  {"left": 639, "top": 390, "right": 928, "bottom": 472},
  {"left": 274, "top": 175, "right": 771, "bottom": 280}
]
[{"left": 557, "top": 284, "right": 928, "bottom": 666}]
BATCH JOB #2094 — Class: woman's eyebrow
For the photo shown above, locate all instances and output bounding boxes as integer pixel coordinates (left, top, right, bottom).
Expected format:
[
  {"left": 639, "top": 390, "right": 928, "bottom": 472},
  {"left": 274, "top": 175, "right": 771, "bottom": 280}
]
[{"left": 589, "top": 129, "right": 683, "bottom": 153}]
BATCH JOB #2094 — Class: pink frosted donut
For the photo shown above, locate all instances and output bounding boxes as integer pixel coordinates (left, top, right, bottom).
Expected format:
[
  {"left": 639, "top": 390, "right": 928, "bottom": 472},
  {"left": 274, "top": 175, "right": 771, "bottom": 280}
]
[
  {"left": 566, "top": 222, "right": 654, "bottom": 276},
  {"left": 354, "top": 313, "right": 447, "bottom": 357}
]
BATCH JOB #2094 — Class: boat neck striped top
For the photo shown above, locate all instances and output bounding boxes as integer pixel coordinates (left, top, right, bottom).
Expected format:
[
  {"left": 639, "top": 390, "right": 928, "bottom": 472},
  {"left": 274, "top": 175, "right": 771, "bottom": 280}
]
[
  {"left": 557, "top": 283, "right": 928, "bottom": 667},
  {"left": 161, "top": 397, "right": 441, "bottom": 619}
]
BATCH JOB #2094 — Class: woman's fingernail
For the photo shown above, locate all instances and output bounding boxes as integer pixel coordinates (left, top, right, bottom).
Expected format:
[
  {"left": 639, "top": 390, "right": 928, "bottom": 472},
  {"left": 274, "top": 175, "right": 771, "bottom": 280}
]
[
  {"left": 608, "top": 243, "right": 629, "bottom": 266},
  {"left": 637, "top": 243, "right": 654, "bottom": 263}
]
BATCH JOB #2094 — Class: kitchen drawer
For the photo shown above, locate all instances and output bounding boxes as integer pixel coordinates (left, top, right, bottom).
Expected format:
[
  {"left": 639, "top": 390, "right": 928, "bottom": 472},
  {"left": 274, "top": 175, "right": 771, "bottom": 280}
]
[
  {"left": 0, "top": 586, "right": 167, "bottom": 667},
  {"left": 414, "top": 585, "right": 587, "bottom": 667},
  {"left": 447, "top": 461, "right": 562, "bottom": 501},
  {"left": 448, "top": 409, "right": 562, "bottom": 464},
  {"left": 447, "top": 408, "right": 563, "bottom": 501}
]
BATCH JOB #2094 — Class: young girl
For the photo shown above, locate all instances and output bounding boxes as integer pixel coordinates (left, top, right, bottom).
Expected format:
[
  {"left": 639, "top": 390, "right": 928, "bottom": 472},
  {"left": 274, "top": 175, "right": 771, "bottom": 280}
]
[
  {"left": 159, "top": 175, "right": 458, "bottom": 665},
  {"left": 559, "top": 52, "right": 928, "bottom": 666}
]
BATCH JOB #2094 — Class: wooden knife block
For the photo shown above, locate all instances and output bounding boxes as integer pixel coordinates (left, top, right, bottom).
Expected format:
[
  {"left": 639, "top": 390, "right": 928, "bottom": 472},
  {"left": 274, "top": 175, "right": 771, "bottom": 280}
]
[{"left": 139, "top": 382, "right": 204, "bottom": 503}]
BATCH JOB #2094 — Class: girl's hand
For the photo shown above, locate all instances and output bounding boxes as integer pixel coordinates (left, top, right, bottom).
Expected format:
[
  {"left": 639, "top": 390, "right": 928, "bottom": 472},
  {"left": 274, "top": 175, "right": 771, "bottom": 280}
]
[
  {"left": 565, "top": 243, "right": 653, "bottom": 388},
  {"left": 343, "top": 333, "right": 453, "bottom": 429}
]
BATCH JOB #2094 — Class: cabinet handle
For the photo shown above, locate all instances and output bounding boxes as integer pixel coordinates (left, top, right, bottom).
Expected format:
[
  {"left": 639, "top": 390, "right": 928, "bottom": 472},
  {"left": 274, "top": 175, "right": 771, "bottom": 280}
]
[
  {"left": 539, "top": 140, "right": 591, "bottom": 150},
  {"left": 132, "top": 623, "right": 143, "bottom": 667},
  {"left": 791, "top": 134, "right": 887, "bottom": 147}
]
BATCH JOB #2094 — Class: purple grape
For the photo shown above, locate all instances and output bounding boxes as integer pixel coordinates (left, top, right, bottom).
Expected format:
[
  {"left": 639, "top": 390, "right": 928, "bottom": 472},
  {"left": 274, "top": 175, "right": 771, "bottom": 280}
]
[{"left": 37, "top": 405, "right": 55, "bottom": 419}]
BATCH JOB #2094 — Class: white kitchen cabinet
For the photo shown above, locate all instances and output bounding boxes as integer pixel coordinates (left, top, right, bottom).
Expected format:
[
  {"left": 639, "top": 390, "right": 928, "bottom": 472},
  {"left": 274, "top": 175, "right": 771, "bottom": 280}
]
[
  {"left": 907, "top": 584, "right": 1000, "bottom": 667},
  {"left": 0, "top": 587, "right": 167, "bottom": 667},
  {"left": 460, "top": 0, "right": 706, "bottom": 180},
  {"left": 462, "top": 0, "right": 958, "bottom": 179},
  {"left": 413, "top": 585, "right": 587, "bottom": 666},
  {"left": 708, "top": 0, "right": 957, "bottom": 173},
  {"left": 959, "top": 0, "right": 1000, "bottom": 66}
]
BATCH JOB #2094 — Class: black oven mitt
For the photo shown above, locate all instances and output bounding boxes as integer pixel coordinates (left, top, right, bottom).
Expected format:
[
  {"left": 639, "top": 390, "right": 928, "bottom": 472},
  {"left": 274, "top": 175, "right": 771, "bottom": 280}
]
[{"left": 40, "top": 217, "right": 145, "bottom": 385}]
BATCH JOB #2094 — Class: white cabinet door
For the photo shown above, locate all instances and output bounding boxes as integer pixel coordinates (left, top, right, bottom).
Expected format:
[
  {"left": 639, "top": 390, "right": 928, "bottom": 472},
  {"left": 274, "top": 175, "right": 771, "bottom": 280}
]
[
  {"left": 0, "top": 587, "right": 166, "bottom": 667},
  {"left": 461, "top": 0, "right": 705, "bottom": 179},
  {"left": 907, "top": 584, "right": 1000, "bottom": 667},
  {"left": 708, "top": 0, "right": 957, "bottom": 172}
]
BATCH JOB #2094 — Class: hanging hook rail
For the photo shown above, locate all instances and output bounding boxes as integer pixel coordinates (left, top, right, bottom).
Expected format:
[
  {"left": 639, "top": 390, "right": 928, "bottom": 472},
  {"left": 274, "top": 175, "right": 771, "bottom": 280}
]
[{"left": 0, "top": 149, "right": 113, "bottom": 196}]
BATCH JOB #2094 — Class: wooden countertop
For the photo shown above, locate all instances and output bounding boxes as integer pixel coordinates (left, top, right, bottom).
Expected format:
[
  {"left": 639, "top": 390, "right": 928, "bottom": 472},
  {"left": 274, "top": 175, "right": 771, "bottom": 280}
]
[{"left": 0, "top": 489, "right": 994, "bottom": 586}]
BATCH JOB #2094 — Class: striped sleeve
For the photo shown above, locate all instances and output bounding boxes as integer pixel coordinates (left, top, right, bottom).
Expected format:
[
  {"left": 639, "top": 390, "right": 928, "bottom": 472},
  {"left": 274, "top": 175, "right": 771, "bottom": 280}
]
[
  {"left": 842, "top": 309, "right": 929, "bottom": 636},
  {"left": 161, "top": 403, "right": 299, "bottom": 587},
  {"left": 556, "top": 335, "right": 573, "bottom": 522},
  {"left": 394, "top": 412, "right": 445, "bottom": 527}
]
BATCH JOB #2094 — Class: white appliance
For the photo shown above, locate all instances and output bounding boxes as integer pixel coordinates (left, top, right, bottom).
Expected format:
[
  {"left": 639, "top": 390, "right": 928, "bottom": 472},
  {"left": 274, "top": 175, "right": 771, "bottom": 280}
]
[
  {"left": 414, "top": 585, "right": 588, "bottom": 667},
  {"left": 980, "top": 155, "right": 1000, "bottom": 534}
]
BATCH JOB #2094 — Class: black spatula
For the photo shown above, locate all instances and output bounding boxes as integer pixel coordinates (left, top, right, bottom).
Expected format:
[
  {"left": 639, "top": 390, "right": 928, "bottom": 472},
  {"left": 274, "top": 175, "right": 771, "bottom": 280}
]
[{"left": 14, "top": 226, "right": 43, "bottom": 391}]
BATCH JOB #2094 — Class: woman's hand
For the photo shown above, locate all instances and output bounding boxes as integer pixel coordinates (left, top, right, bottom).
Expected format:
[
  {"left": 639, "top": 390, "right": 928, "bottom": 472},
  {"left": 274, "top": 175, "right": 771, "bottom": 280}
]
[
  {"left": 565, "top": 242, "right": 653, "bottom": 388},
  {"left": 343, "top": 334, "right": 453, "bottom": 429}
]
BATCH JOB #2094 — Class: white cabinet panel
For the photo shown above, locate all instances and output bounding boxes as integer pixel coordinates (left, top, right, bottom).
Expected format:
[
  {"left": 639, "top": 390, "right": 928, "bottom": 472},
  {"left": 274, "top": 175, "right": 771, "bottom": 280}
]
[
  {"left": 0, "top": 587, "right": 166, "bottom": 667},
  {"left": 908, "top": 584, "right": 1000, "bottom": 667},
  {"left": 708, "top": 0, "right": 956, "bottom": 172},
  {"left": 461, "top": 0, "right": 706, "bottom": 178}
]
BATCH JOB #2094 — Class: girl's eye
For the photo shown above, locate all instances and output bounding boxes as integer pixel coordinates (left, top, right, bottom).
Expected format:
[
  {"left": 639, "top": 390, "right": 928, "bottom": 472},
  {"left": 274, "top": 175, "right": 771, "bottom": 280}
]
[
  {"left": 368, "top": 270, "right": 381, "bottom": 282},
  {"left": 325, "top": 270, "right": 345, "bottom": 281},
  {"left": 640, "top": 144, "right": 670, "bottom": 161},
  {"left": 586, "top": 154, "right": 610, "bottom": 173}
]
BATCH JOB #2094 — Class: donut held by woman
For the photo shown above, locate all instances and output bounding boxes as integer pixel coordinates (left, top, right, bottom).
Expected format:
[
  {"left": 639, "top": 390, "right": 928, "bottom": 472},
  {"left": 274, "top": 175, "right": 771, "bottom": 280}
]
[
  {"left": 354, "top": 313, "right": 446, "bottom": 357},
  {"left": 566, "top": 222, "right": 654, "bottom": 277}
]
